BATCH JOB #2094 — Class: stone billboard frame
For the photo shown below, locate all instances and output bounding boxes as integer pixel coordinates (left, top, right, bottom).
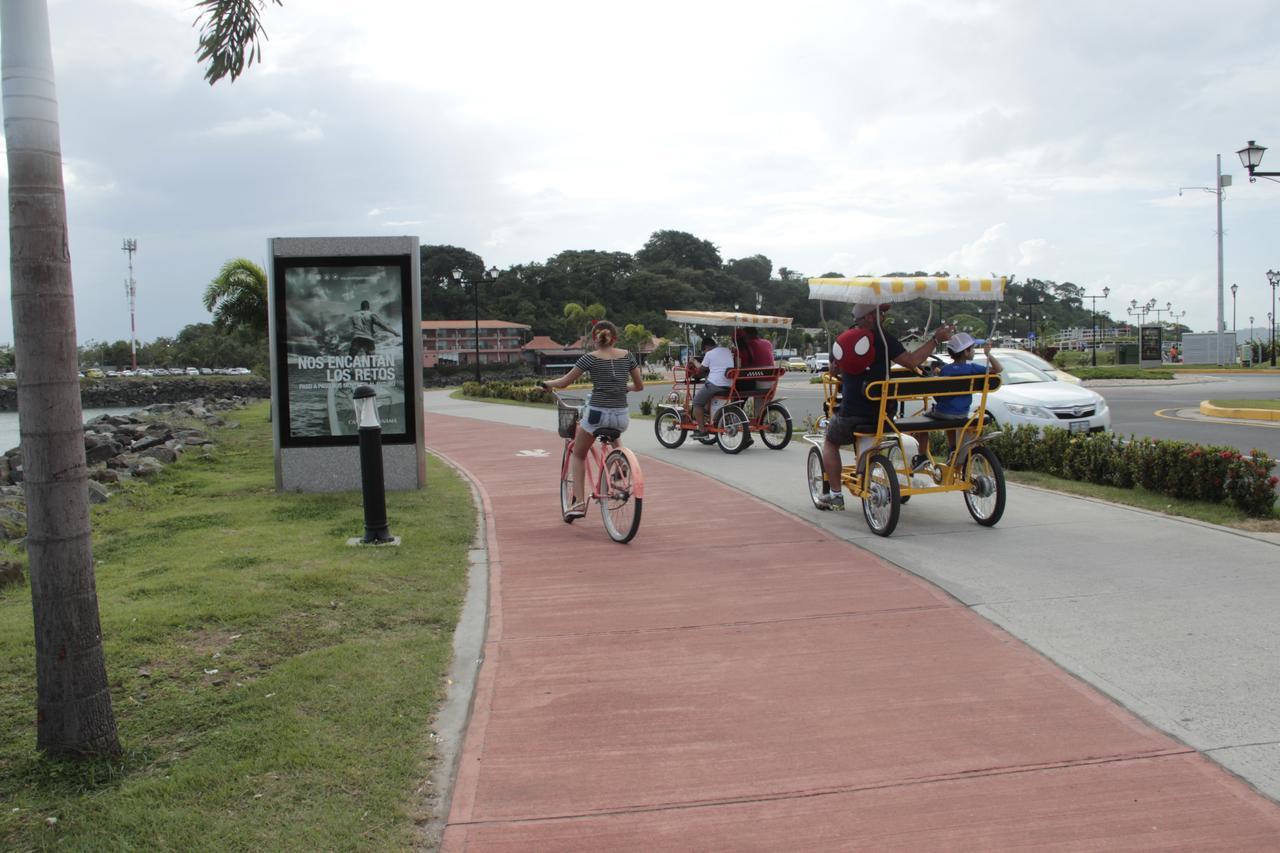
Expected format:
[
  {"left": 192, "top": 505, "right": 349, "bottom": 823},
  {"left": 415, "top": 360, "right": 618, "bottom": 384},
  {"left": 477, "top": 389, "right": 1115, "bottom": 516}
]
[{"left": 268, "top": 236, "right": 425, "bottom": 492}]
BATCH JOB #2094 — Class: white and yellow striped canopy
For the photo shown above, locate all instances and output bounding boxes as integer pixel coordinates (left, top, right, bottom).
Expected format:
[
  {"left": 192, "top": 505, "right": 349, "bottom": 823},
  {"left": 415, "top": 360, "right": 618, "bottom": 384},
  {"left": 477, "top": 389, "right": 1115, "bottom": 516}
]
[
  {"left": 664, "top": 310, "right": 793, "bottom": 329},
  {"left": 807, "top": 276, "right": 1007, "bottom": 304}
]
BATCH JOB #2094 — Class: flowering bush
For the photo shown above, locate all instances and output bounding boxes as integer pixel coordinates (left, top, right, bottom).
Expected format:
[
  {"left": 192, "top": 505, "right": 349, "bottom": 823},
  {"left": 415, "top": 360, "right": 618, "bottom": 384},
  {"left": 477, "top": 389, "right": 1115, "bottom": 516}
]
[
  {"left": 1224, "top": 449, "right": 1279, "bottom": 517},
  {"left": 987, "top": 427, "right": 1277, "bottom": 518}
]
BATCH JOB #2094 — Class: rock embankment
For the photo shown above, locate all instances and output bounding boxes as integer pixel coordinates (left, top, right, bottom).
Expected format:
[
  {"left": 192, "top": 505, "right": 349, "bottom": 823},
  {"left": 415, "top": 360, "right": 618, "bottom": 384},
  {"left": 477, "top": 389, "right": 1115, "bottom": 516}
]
[
  {"left": 0, "top": 378, "right": 269, "bottom": 412},
  {"left": 0, "top": 396, "right": 258, "bottom": 549}
]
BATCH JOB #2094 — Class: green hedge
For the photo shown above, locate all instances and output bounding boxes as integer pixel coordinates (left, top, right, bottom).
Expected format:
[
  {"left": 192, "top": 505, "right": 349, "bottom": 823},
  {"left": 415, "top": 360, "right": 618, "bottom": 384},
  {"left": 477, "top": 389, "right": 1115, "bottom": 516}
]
[
  {"left": 987, "top": 426, "right": 1278, "bottom": 517},
  {"left": 460, "top": 380, "right": 552, "bottom": 403}
]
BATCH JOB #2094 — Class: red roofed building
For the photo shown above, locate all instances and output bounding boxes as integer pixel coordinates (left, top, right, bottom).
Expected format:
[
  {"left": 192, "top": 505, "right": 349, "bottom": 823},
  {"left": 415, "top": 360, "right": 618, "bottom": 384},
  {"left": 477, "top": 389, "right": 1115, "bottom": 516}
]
[
  {"left": 421, "top": 320, "right": 531, "bottom": 368},
  {"left": 521, "top": 335, "right": 583, "bottom": 373}
]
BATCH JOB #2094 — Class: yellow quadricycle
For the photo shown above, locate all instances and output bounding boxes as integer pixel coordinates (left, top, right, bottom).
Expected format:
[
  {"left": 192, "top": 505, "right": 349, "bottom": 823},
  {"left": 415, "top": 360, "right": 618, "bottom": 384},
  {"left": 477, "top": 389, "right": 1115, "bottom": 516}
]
[{"left": 803, "top": 276, "right": 1009, "bottom": 537}]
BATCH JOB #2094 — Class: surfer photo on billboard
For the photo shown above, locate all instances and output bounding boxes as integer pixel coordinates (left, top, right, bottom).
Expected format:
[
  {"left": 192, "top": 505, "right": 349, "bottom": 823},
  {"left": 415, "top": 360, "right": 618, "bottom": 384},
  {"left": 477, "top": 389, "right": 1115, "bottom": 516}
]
[{"left": 349, "top": 300, "right": 399, "bottom": 356}]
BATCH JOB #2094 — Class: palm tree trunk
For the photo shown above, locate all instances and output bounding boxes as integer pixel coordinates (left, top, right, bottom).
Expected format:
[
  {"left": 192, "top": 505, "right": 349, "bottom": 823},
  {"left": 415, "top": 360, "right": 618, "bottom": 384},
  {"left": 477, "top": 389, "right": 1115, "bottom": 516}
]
[{"left": 2, "top": 0, "right": 120, "bottom": 756}]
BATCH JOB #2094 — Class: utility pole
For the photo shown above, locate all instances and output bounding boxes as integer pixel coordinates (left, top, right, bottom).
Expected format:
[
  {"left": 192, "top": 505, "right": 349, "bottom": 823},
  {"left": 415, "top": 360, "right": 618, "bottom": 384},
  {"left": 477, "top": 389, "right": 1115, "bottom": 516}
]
[{"left": 122, "top": 238, "right": 138, "bottom": 370}]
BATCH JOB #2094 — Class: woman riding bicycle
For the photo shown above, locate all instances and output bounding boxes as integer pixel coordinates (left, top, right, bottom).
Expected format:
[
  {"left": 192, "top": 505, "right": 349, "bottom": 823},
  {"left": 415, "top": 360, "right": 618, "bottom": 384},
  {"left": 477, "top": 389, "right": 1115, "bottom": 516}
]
[{"left": 540, "top": 321, "right": 644, "bottom": 520}]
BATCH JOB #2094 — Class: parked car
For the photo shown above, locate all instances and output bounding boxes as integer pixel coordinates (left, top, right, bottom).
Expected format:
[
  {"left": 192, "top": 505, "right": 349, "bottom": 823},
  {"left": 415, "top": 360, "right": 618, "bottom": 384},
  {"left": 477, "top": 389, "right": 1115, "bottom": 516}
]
[
  {"left": 784, "top": 357, "right": 808, "bottom": 371},
  {"left": 805, "top": 353, "right": 830, "bottom": 372},
  {"left": 227, "top": 367, "right": 252, "bottom": 375},
  {"left": 959, "top": 353, "right": 1109, "bottom": 434},
  {"left": 84, "top": 368, "right": 105, "bottom": 379},
  {"left": 186, "top": 367, "right": 200, "bottom": 376},
  {"left": 987, "top": 348, "right": 1081, "bottom": 385}
]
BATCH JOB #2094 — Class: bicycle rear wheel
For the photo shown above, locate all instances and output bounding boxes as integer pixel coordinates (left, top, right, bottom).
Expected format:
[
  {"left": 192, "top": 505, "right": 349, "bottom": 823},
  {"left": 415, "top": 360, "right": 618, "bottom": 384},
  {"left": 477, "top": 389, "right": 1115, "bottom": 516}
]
[{"left": 599, "top": 448, "right": 642, "bottom": 543}]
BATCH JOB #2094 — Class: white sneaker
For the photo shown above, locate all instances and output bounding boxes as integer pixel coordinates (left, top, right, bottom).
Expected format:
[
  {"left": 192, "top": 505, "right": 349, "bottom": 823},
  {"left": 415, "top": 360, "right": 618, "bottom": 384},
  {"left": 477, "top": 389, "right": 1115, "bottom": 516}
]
[{"left": 816, "top": 492, "right": 845, "bottom": 511}]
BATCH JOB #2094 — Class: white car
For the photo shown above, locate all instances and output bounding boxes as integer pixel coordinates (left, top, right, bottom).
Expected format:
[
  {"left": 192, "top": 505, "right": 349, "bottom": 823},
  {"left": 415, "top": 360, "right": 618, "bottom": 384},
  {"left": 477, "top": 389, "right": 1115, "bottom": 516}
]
[
  {"left": 987, "top": 348, "right": 1081, "bottom": 384},
  {"left": 956, "top": 353, "right": 1110, "bottom": 434},
  {"left": 805, "top": 353, "right": 830, "bottom": 372}
]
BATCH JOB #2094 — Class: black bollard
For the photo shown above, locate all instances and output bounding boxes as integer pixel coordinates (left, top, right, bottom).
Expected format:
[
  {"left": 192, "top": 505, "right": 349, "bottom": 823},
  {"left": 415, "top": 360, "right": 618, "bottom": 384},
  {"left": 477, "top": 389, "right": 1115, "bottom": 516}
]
[{"left": 353, "top": 385, "right": 393, "bottom": 544}]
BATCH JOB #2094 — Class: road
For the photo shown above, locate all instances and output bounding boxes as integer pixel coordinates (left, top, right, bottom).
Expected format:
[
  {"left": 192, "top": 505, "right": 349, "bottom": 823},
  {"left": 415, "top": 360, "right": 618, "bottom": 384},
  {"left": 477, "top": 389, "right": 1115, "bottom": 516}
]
[
  {"left": 631, "top": 371, "right": 1280, "bottom": 459},
  {"left": 426, "top": 388, "right": 1280, "bottom": 804}
]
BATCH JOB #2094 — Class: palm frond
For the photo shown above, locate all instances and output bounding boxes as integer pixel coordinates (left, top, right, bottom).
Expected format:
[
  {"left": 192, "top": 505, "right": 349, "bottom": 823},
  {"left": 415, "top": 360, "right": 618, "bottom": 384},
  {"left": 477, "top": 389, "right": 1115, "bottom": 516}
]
[{"left": 193, "top": 0, "right": 284, "bottom": 85}]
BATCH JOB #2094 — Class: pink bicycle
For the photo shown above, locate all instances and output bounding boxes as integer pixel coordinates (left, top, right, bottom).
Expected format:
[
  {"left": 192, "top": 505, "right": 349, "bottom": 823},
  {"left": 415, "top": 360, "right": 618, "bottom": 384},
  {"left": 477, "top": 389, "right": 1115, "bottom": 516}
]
[{"left": 552, "top": 392, "right": 644, "bottom": 543}]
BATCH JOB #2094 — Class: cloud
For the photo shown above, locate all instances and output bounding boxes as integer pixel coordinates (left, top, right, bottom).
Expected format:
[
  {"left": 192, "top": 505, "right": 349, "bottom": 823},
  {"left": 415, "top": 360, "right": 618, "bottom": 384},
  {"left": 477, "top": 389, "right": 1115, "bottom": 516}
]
[{"left": 204, "top": 109, "right": 324, "bottom": 142}]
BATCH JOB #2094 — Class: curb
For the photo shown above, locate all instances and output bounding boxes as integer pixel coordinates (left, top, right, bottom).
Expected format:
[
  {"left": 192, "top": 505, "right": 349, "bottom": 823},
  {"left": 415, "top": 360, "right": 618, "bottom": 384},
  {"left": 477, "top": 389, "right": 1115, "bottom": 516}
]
[{"left": 1199, "top": 401, "right": 1280, "bottom": 422}]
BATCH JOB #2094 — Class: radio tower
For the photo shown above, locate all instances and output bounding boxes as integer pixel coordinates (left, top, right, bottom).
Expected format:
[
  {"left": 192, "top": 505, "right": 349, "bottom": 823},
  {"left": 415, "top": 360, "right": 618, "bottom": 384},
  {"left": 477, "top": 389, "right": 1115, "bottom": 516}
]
[{"left": 122, "top": 238, "right": 138, "bottom": 370}]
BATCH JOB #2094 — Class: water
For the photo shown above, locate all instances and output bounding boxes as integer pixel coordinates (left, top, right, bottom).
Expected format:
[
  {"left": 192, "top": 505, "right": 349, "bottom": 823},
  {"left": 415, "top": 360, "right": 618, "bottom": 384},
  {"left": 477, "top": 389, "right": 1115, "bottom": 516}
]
[{"left": 0, "top": 406, "right": 143, "bottom": 454}]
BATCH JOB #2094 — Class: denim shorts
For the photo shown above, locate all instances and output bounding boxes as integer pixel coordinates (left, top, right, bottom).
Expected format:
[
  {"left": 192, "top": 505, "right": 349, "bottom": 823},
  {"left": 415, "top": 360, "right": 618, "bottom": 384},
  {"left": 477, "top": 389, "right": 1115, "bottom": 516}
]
[{"left": 581, "top": 405, "right": 630, "bottom": 434}]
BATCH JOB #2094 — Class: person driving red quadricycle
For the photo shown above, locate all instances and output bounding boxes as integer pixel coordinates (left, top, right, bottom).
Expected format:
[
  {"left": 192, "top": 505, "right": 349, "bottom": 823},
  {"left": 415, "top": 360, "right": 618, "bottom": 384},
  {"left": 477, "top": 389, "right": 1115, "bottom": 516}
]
[{"left": 654, "top": 309, "right": 794, "bottom": 455}]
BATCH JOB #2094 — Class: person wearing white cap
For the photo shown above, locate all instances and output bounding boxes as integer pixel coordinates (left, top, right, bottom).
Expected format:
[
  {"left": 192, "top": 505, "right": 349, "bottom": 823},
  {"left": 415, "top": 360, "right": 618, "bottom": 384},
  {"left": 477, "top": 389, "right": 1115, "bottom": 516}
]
[
  {"left": 817, "top": 303, "right": 953, "bottom": 511},
  {"left": 920, "top": 332, "right": 1002, "bottom": 460}
]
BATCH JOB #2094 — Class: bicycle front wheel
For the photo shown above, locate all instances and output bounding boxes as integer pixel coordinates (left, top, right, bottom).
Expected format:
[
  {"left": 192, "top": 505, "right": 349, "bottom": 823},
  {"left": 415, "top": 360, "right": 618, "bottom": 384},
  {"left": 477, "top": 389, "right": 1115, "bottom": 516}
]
[
  {"left": 599, "top": 449, "right": 642, "bottom": 543},
  {"left": 559, "top": 441, "right": 577, "bottom": 523}
]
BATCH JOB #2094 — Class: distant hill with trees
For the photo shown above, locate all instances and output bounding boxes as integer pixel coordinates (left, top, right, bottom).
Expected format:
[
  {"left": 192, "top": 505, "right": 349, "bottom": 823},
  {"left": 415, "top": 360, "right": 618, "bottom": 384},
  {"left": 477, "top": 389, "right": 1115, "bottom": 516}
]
[{"left": 419, "top": 231, "right": 1149, "bottom": 348}]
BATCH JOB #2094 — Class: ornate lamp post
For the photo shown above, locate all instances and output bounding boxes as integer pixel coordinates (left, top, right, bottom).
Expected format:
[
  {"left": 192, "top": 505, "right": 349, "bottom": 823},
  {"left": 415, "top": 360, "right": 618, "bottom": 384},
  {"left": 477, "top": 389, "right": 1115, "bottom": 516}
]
[
  {"left": 1230, "top": 283, "right": 1238, "bottom": 336},
  {"left": 1084, "top": 287, "right": 1110, "bottom": 366},
  {"left": 1268, "top": 269, "right": 1279, "bottom": 367},
  {"left": 453, "top": 265, "right": 501, "bottom": 383},
  {"left": 1237, "top": 141, "right": 1280, "bottom": 183}
]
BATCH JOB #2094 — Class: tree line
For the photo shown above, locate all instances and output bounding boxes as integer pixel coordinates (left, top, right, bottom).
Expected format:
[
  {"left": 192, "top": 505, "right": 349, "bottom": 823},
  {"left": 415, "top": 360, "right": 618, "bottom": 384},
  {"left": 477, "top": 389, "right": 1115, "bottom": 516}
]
[{"left": 419, "top": 230, "right": 1162, "bottom": 350}]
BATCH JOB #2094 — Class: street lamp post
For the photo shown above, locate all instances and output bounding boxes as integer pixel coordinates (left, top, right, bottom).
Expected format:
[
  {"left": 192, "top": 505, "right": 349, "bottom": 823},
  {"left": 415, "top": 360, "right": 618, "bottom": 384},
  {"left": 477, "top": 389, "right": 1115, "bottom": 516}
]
[
  {"left": 1019, "top": 291, "right": 1042, "bottom": 351},
  {"left": 1237, "top": 140, "right": 1280, "bottom": 183},
  {"left": 1084, "top": 287, "right": 1110, "bottom": 366},
  {"left": 1230, "top": 283, "right": 1238, "bottom": 337},
  {"left": 1268, "top": 269, "right": 1279, "bottom": 367},
  {"left": 1180, "top": 156, "right": 1231, "bottom": 365},
  {"left": 453, "top": 266, "right": 501, "bottom": 383}
]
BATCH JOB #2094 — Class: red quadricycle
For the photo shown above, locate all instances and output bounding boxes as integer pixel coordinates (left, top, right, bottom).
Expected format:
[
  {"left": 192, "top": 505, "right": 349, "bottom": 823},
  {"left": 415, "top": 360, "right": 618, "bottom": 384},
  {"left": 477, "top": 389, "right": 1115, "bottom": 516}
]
[{"left": 653, "top": 309, "right": 794, "bottom": 454}]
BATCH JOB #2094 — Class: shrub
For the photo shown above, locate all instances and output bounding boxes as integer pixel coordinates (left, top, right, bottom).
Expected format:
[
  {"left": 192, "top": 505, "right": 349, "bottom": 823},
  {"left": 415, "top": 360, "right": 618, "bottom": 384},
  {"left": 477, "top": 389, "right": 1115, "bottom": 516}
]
[
  {"left": 1224, "top": 449, "right": 1279, "bottom": 517},
  {"left": 987, "top": 427, "right": 1276, "bottom": 518},
  {"left": 639, "top": 396, "right": 654, "bottom": 416}
]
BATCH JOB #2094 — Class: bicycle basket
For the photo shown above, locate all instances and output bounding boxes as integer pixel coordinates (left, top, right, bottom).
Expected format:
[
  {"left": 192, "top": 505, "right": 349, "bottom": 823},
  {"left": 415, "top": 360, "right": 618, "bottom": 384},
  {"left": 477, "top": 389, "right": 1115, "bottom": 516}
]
[{"left": 557, "top": 399, "right": 583, "bottom": 438}]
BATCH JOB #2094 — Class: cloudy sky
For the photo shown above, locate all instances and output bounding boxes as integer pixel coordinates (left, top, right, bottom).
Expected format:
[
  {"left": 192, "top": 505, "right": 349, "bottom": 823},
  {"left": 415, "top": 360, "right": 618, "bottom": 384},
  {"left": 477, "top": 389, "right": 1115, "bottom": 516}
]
[{"left": 4, "top": 0, "right": 1280, "bottom": 345}]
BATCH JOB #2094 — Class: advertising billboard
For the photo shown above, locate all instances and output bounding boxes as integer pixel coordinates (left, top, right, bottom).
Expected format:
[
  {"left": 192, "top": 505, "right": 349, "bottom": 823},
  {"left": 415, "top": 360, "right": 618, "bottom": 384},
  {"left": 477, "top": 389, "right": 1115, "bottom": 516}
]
[
  {"left": 272, "top": 255, "right": 415, "bottom": 447},
  {"left": 1139, "top": 324, "right": 1163, "bottom": 368}
]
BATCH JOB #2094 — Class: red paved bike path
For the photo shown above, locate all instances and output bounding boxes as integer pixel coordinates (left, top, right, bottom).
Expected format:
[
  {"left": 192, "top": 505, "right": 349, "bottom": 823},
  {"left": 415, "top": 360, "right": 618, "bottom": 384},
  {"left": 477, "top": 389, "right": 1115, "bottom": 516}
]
[{"left": 426, "top": 412, "right": 1280, "bottom": 850}]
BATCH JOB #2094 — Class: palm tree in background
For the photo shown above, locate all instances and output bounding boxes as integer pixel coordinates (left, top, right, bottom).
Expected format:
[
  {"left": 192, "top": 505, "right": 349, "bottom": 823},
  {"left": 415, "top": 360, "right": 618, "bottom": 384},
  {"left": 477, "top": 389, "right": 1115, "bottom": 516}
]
[
  {"left": 203, "top": 258, "right": 268, "bottom": 335},
  {"left": 2, "top": 0, "right": 279, "bottom": 757}
]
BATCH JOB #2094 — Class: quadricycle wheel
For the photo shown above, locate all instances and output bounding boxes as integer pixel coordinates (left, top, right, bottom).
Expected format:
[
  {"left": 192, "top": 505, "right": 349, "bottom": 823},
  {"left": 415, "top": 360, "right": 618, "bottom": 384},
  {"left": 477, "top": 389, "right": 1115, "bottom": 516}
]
[
  {"left": 861, "top": 453, "right": 901, "bottom": 537},
  {"left": 806, "top": 446, "right": 828, "bottom": 508},
  {"left": 961, "top": 445, "right": 1006, "bottom": 527},
  {"left": 654, "top": 409, "right": 687, "bottom": 448},
  {"left": 759, "top": 403, "right": 793, "bottom": 450},
  {"left": 714, "top": 404, "right": 751, "bottom": 454},
  {"left": 599, "top": 449, "right": 642, "bottom": 543}
]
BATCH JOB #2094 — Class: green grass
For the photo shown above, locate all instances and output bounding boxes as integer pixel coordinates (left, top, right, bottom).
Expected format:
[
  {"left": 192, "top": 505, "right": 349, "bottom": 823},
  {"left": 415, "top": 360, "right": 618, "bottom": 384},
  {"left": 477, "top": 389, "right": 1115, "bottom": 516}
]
[
  {"left": 1208, "top": 399, "right": 1280, "bottom": 410},
  {"left": 1071, "top": 366, "right": 1176, "bottom": 380},
  {"left": 0, "top": 402, "right": 475, "bottom": 851},
  {"left": 1005, "top": 469, "right": 1280, "bottom": 530}
]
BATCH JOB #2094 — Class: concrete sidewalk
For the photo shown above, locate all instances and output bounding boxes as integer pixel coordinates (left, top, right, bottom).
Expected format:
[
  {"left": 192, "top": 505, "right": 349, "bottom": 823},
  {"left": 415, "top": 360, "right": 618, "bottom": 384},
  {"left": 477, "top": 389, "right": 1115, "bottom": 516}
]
[{"left": 425, "top": 404, "right": 1280, "bottom": 850}]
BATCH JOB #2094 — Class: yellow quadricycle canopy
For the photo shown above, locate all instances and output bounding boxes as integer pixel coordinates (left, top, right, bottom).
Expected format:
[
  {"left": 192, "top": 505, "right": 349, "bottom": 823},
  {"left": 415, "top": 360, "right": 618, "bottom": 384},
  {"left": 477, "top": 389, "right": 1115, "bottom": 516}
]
[
  {"left": 807, "top": 276, "right": 1007, "bottom": 304},
  {"left": 664, "top": 310, "right": 793, "bottom": 329}
]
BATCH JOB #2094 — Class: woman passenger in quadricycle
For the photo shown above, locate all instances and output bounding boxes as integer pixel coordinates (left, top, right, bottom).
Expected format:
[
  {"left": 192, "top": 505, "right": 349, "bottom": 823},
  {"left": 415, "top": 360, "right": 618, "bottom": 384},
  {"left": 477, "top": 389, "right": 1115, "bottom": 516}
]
[{"left": 540, "top": 321, "right": 645, "bottom": 520}]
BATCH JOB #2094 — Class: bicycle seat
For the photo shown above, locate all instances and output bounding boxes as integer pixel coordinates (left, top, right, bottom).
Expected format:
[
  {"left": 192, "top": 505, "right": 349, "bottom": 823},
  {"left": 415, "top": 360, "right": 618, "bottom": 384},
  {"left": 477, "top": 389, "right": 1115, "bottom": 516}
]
[{"left": 594, "top": 428, "right": 622, "bottom": 442}]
